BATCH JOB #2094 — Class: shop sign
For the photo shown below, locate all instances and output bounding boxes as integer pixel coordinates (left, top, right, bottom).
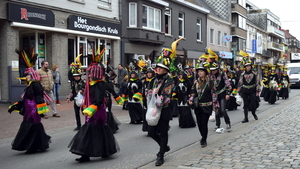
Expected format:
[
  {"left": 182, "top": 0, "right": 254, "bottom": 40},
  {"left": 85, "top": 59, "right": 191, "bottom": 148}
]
[
  {"left": 252, "top": 40, "right": 257, "bottom": 53},
  {"left": 219, "top": 51, "right": 232, "bottom": 59},
  {"left": 291, "top": 53, "right": 300, "bottom": 60},
  {"left": 68, "top": 15, "right": 121, "bottom": 37},
  {"left": 7, "top": 3, "right": 55, "bottom": 27}
]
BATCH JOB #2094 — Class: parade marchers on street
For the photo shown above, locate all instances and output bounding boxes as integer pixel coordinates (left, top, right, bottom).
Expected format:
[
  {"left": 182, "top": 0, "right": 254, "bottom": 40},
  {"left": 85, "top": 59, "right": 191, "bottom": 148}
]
[{"left": 7, "top": 46, "right": 292, "bottom": 167}]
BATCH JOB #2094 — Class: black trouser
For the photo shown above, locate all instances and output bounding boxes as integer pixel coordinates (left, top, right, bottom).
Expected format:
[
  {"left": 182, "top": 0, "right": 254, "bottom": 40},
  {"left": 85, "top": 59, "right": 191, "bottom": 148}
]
[
  {"left": 194, "top": 108, "right": 210, "bottom": 141},
  {"left": 148, "top": 118, "right": 170, "bottom": 155},
  {"left": 215, "top": 98, "right": 230, "bottom": 127},
  {"left": 242, "top": 93, "right": 256, "bottom": 112},
  {"left": 74, "top": 102, "right": 81, "bottom": 128}
]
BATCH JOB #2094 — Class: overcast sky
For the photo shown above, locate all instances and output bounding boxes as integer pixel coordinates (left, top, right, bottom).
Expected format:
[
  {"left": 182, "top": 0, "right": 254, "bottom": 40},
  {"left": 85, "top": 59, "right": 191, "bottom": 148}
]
[{"left": 248, "top": 0, "right": 300, "bottom": 39}]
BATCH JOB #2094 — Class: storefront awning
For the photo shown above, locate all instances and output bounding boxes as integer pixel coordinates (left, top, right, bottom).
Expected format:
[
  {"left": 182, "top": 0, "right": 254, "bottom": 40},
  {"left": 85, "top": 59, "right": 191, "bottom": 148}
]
[{"left": 10, "top": 22, "right": 120, "bottom": 40}]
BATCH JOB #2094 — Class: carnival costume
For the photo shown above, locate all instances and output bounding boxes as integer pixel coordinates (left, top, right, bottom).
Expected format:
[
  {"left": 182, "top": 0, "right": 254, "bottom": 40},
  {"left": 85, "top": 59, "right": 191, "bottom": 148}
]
[
  {"left": 173, "top": 50, "right": 195, "bottom": 128},
  {"left": 264, "top": 66, "right": 279, "bottom": 104},
  {"left": 123, "top": 59, "right": 143, "bottom": 124},
  {"left": 189, "top": 53, "right": 219, "bottom": 148},
  {"left": 208, "top": 48, "right": 232, "bottom": 130},
  {"left": 104, "top": 59, "right": 123, "bottom": 134},
  {"left": 140, "top": 52, "right": 156, "bottom": 132},
  {"left": 260, "top": 65, "right": 270, "bottom": 100},
  {"left": 146, "top": 38, "right": 182, "bottom": 166},
  {"left": 225, "top": 67, "right": 239, "bottom": 110},
  {"left": 68, "top": 54, "right": 85, "bottom": 131},
  {"left": 278, "top": 67, "right": 290, "bottom": 99},
  {"left": 68, "top": 46, "right": 119, "bottom": 162},
  {"left": 10, "top": 49, "right": 51, "bottom": 153},
  {"left": 238, "top": 50, "right": 260, "bottom": 123}
]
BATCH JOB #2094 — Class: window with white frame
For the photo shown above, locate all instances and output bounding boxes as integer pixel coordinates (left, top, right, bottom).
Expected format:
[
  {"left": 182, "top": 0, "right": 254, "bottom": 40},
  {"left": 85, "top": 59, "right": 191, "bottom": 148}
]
[
  {"left": 238, "top": 0, "right": 246, "bottom": 8},
  {"left": 165, "top": 8, "right": 171, "bottom": 34},
  {"left": 238, "top": 38, "right": 246, "bottom": 51},
  {"left": 196, "top": 18, "right": 202, "bottom": 41},
  {"left": 210, "top": 29, "right": 214, "bottom": 44},
  {"left": 178, "top": 12, "right": 184, "bottom": 37},
  {"left": 129, "top": 3, "right": 137, "bottom": 27},
  {"left": 142, "top": 5, "right": 161, "bottom": 31},
  {"left": 238, "top": 15, "right": 246, "bottom": 30},
  {"left": 98, "top": 0, "right": 111, "bottom": 9},
  {"left": 217, "top": 31, "right": 221, "bottom": 45},
  {"left": 224, "top": 33, "right": 227, "bottom": 47}
]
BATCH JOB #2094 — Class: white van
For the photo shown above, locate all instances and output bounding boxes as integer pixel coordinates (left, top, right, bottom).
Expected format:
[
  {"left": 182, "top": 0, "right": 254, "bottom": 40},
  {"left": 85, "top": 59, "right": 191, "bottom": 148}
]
[{"left": 287, "top": 63, "right": 300, "bottom": 88}]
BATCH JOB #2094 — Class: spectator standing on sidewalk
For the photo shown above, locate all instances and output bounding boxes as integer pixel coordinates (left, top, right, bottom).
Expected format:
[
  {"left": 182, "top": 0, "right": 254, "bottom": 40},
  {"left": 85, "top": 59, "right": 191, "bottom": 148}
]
[
  {"left": 117, "top": 64, "right": 128, "bottom": 96},
  {"left": 37, "top": 61, "right": 60, "bottom": 118},
  {"left": 238, "top": 51, "right": 260, "bottom": 123},
  {"left": 52, "top": 64, "right": 62, "bottom": 105},
  {"left": 67, "top": 60, "right": 85, "bottom": 131}
]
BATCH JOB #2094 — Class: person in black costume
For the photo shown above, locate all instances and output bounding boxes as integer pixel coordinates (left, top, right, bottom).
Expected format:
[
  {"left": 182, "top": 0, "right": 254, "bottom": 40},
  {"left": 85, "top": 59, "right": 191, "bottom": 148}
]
[
  {"left": 175, "top": 72, "right": 196, "bottom": 128},
  {"left": 123, "top": 60, "right": 143, "bottom": 124},
  {"left": 68, "top": 47, "right": 119, "bottom": 163},
  {"left": 265, "top": 66, "right": 279, "bottom": 104},
  {"left": 260, "top": 66, "right": 270, "bottom": 100},
  {"left": 103, "top": 65, "right": 123, "bottom": 134},
  {"left": 67, "top": 57, "right": 85, "bottom": 131},
  {"left": 141, "top": 68, "right": 155, "bottom": 132},
  {"left": 226, "top": 69, "right": 239, "bottom": 110},
  {"left": 9, "top": 67, "right": 51, "bottom": 154},
  {"left": 237, "top": 51, "right": 260, "bottom": 123},
  {"left": 188, "top": 55, "right": 219, "bottom": 148},
  {"left": 145, "top": 38, "right": 183, "bottom": 166},
  {"left": 278, "top": 67, "right": 290, "bottom": 99},
  {"left": 169, "top": 71, "right": 179, "bottom": 118},
  {"left": 208, "top": 49, "right": 232, "bottom": 130}
]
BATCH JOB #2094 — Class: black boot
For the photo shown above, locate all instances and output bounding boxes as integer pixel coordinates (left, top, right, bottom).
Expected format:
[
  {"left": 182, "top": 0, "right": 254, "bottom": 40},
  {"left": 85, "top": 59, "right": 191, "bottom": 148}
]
[
  {"left": 252, "top": 111, "right": 258, "bottom": 120},
  {"left": 75, "top": 156, "right": 90, "bottom": 163},
  {"left": 155, "top": 153, "right": 164, "bottom": 166},
  {"left": 242, "top": 109, "right": 249, "bottom": 123},
  {"left": 200, "top": 138, "right": 207, "bottom": 148}
]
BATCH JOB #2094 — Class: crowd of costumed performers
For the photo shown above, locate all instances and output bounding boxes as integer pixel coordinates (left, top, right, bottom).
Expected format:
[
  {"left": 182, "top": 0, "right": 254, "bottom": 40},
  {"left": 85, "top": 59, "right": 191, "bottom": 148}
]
[
  {"left": 7, "top": 42, "right": 293, "bottom": 167},
  {"left": 260, "top": 63, "right": 290, "bottom": 103}
]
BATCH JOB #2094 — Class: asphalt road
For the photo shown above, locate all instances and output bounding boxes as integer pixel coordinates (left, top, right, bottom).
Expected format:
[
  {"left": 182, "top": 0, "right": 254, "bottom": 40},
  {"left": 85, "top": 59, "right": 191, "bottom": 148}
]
[{"left": 0, "top": 89, "right": 299, "bottom": 169}]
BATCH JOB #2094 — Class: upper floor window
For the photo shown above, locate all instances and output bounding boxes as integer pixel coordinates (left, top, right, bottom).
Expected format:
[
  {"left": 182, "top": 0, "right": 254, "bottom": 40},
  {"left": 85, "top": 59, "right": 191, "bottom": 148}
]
[
  {"left": 129, "top": 3, "right": 137, "bottom": 27},
  {"left": 238, "top": 38, "right": 246, "bottom": 51},
  {"left": 178, "top": 12, "right": 184, "bottom": 37},
  {"left": 165, "top": 8, "right": 171, "bottom": 35},
  {"left": 238, "top": 15, "right": 246, "bottom": 30},
  {"left": 142, "top": 5, "right": 161, "bottom": 31},
  {"left": 238, "top": 0, "right": 246, "bottom": 8},
  {"left": 210, "top": 29, "right": 214, "bottom": 44},
  {"left": 98, "top": 0, "right": 111, "bottom": 9},
  {"left": 217, "top": 31, "right": 221, "bottom": 45},
  {"left": 196, "top": 18, "right": 202, "bottom": 41}
]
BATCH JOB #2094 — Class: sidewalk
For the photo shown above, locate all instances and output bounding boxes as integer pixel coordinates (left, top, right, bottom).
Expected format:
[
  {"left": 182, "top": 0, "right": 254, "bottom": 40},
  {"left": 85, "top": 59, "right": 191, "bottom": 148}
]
[{"left": 139, "top": 95, "right": 300, "bottom": 169}]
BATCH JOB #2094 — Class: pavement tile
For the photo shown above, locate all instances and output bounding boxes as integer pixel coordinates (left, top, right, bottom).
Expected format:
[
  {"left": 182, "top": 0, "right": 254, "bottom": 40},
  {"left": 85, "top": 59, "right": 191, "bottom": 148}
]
[{"left": 178, "top": 100, "right": 300, "bottom": 169}]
